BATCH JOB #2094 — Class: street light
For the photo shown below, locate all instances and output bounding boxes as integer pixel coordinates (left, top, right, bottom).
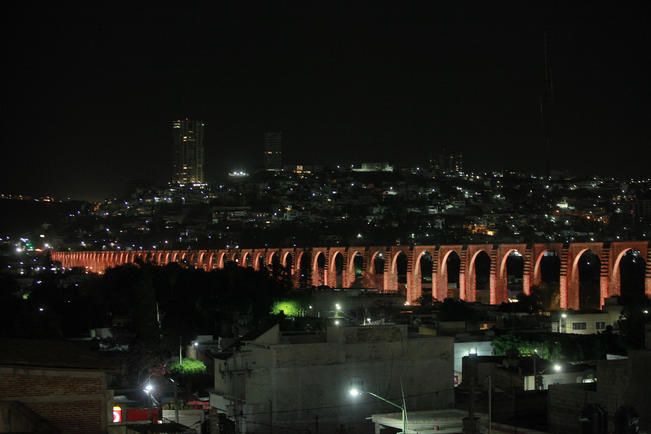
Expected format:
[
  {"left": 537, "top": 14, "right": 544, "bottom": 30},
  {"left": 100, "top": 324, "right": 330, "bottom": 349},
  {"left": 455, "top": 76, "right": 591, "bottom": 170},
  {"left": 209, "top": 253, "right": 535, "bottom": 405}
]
[{"left": 349, "top": 387, "right": 406, "bottom": 433}]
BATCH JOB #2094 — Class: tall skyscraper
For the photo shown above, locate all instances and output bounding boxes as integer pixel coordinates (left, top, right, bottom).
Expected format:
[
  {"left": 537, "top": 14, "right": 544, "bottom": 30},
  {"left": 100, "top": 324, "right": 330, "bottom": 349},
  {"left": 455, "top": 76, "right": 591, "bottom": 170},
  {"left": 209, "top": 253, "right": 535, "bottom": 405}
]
[
  {"left": 447, "top": 151, "right": 463, "bottom": 172},
  {"left": 428, "top": 146, "right": 463, "bottom": 173},
  {"left": 172, "top": 118, "right": 205, "bottom": 185},
  {"left": 263, "top": 132, "right": 282, "bottom": 171}
]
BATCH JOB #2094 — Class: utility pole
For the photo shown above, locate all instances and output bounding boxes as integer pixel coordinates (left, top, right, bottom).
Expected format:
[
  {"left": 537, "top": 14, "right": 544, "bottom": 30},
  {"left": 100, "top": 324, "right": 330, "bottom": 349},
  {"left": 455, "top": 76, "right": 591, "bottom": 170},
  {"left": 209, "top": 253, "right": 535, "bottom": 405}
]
[
  {"left": 463, "top": 378, "right": 480, "bottom": 434},
  {"left": 179, "top": 336, "right": 183, "bottom": 365},
  {"left": 533, "top": 350, "right": 537, "bottom": 391},
  {"left": 487, "top": 376, "right": 492, "bottom": 434},
  {"left": 174, "top": 380, "right": 179, "bottom": 423}
]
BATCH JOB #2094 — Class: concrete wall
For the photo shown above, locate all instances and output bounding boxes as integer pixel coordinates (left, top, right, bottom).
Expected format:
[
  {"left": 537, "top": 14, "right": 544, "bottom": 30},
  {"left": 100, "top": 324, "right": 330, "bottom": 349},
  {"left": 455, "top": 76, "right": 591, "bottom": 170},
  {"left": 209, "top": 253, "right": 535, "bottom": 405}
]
[
  {"left": 596, "top": 352, "right": 651, "bottom": 432},
  {"left": 523, "top": 371, "right": 586, "bottom": 391},
  {"left": 548, "top": 351, "right": 651, "bottom": 433},
  {"left": 214, "top": 325, "right": 454, "bottom": 433},
  {"left": 548, "top": 383, "right": 598, "bottom": 434},
  {"left": 0, "top": 366, "right": 108, "bottom": 434}
]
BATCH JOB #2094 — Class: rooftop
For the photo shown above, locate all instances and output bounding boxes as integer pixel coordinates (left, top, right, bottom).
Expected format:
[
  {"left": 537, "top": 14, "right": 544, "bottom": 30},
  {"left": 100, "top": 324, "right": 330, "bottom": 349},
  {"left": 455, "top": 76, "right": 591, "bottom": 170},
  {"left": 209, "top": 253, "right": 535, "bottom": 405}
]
[{"left": 0, "top": 338, "right": 119, "bottom": 372}]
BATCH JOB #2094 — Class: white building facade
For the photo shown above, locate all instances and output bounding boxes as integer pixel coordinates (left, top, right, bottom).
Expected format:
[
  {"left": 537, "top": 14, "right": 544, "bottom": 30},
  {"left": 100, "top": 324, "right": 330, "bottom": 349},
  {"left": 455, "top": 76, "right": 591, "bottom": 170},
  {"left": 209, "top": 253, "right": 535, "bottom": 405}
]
[{"left": 211, "top": 324, "right": 454, "bottom": 433}]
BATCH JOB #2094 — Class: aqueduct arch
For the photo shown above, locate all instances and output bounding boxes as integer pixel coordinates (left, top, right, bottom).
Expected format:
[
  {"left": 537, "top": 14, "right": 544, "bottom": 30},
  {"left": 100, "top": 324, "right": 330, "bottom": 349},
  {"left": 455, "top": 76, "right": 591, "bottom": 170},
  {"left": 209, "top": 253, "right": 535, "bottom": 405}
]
[
  {"left": 498, "top": 248, "right": 525, "bottom": 300},
  {"left": 311, "top": 249, "right": 328, "bottom": 286},
  {"left": 266, "top": 250, "right": 280, "bottom": 267},
  {"left": 609, "top": 242, "right": 648, "bottom": 299},
  {"left": 435, "top": 246, "right": 463, "bottom": 301},
  {"left": 253, "top": 251, "right": 264, "bottom": 271},
  {"left": 367, "top": 249, "right": 387, "bottom": 291},
  {"left": 328, "top": 248, "right": 346, "bottom": 288},
  {"left": 346, "top": 248, "right": 364, "bottom": 287},
  {"left": 411, "top": 247, "right": 435, "bottom": 304},
  {"left": 52, "top": 240, "right": 651, "bottom": 307},
  {"left": 388, "top": 249, "right": 408, "bottom": 297}
]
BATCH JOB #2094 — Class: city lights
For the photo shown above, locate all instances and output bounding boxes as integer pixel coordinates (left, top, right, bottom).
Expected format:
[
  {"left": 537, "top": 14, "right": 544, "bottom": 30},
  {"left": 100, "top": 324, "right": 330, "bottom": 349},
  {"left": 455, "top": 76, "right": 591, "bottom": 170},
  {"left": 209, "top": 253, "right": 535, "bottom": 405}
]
[{"left": 1, "top": 7, "right": 649, "bottom": 434}]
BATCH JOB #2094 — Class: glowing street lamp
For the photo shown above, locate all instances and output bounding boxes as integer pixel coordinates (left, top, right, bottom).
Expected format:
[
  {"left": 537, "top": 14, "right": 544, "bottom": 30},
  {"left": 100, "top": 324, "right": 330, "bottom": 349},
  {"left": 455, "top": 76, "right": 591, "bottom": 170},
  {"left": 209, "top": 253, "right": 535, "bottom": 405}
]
[{"left": 349, "top": 386, "right": 406, "bottom": 433}]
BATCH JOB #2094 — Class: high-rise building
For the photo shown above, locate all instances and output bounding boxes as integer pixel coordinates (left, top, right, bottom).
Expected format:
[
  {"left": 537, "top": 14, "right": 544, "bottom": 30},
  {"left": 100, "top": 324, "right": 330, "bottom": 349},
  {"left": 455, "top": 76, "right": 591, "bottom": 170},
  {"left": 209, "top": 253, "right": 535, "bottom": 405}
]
[
  {"left": 172, "top": 118, "right": 205, "bottom": 185},
  {"left": 447, "top": 152, "right": 463, "bottom": 172},
  {"left": 263, "top": 132, "right": 282, "bottom": 171},
  {"left": 428, "top": 146, "right": 463, "bottom": 173}
]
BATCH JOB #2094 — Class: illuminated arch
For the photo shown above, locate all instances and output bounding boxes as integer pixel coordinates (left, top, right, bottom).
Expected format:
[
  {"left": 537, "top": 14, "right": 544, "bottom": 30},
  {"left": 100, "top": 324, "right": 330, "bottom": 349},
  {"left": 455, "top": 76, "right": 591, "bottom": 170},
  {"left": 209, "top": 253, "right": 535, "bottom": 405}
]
[
  {"left": 347, "top": 249, "right": 363, "bottom": 273},
  {"left": 390, "top": 250, "right": 408, "bottom": 274},
  {"left": 329, "top": 251, "right": 344, "bottom": 272},
  {"left": 467, "top": 249, "right": 491, "bottom": 302},
  {"left": 368, "top": 251, "right": 385, "bottom": 274},
  {"left": 253, "top": 252, "right": 263, "bottom": 271},
  {"left": 281, "top": 251, "right": 293, "bottom": 268},
  {"left": 413, "top": 250, "right": 434, "bottom": 275},
  {"left": 295, "top": 250, "right": 305, "bottom": 268},
  {"left": 267, "top": 251, "right": 279, "bottom": 266},
  {"left": 498, "top": 249, "right": 523, "bottom": 279},
  {"left": 611, "top": 248, "right": 646, "bottom": 298},
  {"left": 217, "top": 251, "right": 227, "bottom": 268},
  {"left": 571, "top": 248, "right": 602, "bottom": 310},
  {"left": 533, "top": 249, "right": 558, "bottom": 283}
]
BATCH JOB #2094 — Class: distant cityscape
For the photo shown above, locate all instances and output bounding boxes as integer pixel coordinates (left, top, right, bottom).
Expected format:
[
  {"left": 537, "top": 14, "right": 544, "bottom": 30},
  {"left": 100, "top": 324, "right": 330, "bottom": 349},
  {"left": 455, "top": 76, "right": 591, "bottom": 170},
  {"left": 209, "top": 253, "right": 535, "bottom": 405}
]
[{"left": 3, "top": 119, "right": 651, "bottom": 252}]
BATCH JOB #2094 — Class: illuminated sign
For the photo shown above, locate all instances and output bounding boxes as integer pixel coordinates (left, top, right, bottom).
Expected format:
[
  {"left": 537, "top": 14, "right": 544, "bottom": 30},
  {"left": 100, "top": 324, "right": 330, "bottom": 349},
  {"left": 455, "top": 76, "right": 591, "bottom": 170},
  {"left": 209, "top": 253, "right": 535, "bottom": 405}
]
[{"left": 112, "top": 406, "right": 122, "bottom": 423}]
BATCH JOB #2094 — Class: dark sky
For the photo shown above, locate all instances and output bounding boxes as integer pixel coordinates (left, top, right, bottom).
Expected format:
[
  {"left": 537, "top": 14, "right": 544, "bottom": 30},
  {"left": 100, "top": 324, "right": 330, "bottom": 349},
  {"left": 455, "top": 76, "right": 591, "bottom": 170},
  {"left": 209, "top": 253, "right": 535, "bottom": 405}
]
[{"left": 3, "top": 3, "right": 650, "bottom": 201}]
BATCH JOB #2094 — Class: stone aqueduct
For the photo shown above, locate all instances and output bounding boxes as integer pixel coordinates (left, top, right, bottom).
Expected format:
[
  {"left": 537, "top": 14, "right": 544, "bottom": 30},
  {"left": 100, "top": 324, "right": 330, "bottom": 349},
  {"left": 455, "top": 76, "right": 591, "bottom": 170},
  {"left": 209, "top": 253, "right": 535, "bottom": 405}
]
[{"left": 52, "top": 241, "right": 651, "bottom": 309}]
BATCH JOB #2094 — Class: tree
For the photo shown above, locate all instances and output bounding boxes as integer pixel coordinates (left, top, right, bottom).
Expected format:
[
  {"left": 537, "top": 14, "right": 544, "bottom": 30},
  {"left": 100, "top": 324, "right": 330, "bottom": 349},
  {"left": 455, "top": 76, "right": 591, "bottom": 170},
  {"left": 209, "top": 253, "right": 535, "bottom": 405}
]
[
  {"left": 491, "top": 332, "right": 605, "bottom": 362},
  {"left": 168, "top": 358, "right": 208, "bottom": 401},
  {"left": 168, "top": 358, "right": 207, "bottom": 376},
  {"left": 530, "top": 282, "right": 560, "bottom": 310},
  {"left": 438, "top": 298, "right": 474, "bottom": 321},
  {"left": 618, "top": 299, "right": 651, "bottom": 350}
]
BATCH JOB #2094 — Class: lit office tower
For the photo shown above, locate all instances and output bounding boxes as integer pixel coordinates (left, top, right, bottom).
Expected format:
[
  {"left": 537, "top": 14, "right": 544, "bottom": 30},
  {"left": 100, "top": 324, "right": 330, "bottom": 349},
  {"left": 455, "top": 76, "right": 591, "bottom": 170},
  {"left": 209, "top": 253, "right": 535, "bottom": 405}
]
[
  {"left": 263, "top": 132, "right": 282, "bottom": 171},
  {"left": 172, "top": 119, "right": 205, "bottom": 185},
  {"left": 447, "top": 152, "right": 463, "bottom": 172}
]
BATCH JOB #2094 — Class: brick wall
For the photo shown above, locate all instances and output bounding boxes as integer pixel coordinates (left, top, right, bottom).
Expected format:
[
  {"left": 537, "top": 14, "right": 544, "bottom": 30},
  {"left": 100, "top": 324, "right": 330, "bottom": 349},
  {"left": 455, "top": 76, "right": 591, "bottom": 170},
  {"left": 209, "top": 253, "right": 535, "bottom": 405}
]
[{"left": 0, "top": 366, "right": 108, "bottom": 434}]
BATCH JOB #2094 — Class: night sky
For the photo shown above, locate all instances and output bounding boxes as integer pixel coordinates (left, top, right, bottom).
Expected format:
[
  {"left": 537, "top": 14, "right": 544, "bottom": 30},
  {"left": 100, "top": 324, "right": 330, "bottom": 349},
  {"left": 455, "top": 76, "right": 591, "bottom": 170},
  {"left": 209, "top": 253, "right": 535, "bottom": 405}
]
[{"left": 3, "top": 3, "right": 650, "bottom": 201}]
